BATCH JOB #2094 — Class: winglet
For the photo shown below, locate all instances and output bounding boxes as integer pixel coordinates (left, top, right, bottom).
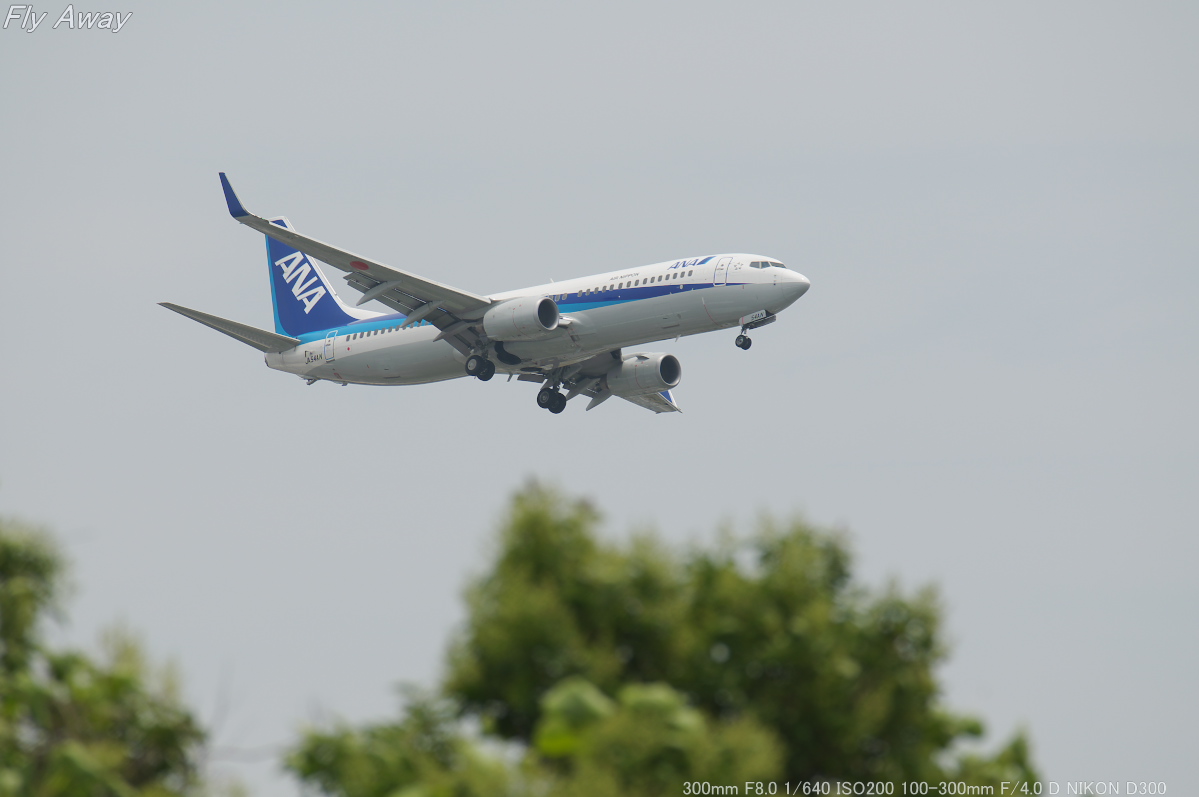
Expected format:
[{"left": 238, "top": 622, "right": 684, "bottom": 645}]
[{"left": 219, "top": 172, "right": 249, "bottom": 218}]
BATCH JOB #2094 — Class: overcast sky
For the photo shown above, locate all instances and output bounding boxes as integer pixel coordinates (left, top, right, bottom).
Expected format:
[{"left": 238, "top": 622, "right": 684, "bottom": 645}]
[{"left": 2, "top": 2, "right": 1197, "bottom": 795}]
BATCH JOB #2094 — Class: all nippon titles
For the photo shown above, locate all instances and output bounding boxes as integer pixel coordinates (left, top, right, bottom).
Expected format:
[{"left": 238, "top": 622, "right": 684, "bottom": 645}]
[{"left": 4, "top": 4, "right": 131, "bottom": 32}]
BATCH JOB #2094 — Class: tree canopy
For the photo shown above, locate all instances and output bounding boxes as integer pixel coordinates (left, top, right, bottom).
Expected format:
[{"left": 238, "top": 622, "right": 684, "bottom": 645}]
[
  {"left": 0, "top": 517, "right": 206, "bottom": 797},
  {"left": 287, "top": 484, "right": 1039, "bottom": 796}
]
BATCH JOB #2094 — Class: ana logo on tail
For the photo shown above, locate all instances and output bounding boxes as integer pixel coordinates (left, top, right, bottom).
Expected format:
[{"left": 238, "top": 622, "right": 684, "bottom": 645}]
[{"left": 274, "top": 251, "right": 328, "bottom": 314}]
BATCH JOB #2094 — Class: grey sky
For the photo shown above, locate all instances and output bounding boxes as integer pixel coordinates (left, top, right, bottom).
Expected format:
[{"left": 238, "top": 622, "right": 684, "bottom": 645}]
[{"left": 2, "top": 2, "right": 1196, "bottom": 795}]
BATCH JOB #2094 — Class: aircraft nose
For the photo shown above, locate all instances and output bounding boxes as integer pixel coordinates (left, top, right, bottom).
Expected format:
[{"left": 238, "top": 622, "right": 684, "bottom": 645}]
[
  {"left": 780, "top": 269, "right": 810, "bottom": 301},
  {"left": 792, "top": 271, "right": 811, "bottom": 297}
]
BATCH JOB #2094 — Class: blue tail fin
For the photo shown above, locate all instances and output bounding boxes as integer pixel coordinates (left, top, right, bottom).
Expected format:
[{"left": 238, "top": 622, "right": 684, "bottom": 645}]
[{"left": 264, "top": 218, "right": 366, "bottom": 336}]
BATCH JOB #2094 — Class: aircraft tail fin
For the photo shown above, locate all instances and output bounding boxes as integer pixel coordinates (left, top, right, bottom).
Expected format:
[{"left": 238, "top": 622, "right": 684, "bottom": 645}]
[{"left": 263, "top": 217, "right": 377, "bottom": 336}]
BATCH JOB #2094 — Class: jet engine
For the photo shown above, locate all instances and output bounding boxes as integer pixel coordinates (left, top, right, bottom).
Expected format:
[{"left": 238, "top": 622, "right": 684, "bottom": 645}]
[
  {"left": 604, "top": 352, "right": 682, "bottom": 397},
  {"left": 481, "top": 296, "right": 560, "bottom": 341}
]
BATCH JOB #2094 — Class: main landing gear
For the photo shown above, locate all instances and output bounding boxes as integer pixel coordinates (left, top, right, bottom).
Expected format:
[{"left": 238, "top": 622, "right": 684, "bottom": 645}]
[
  {"left": 735, "top": 334, "right": 753, "bottom": 350},
  {"left": 536, "top": 386, "right": 568, "bottom": 414},
  {"left": 465, "top": 354, "right": 496, "bottom": 381}
]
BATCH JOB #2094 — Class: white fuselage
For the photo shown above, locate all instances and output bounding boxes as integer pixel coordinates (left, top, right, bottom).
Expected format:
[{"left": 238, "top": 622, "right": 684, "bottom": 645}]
[{"left": 265, "top": 253, "right": 809, "bottom": 386}]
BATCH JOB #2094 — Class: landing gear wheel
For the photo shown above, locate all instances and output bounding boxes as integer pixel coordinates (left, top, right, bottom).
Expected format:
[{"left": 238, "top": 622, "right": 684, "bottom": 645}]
[
  {"left": 735, "top": 334, "right": 752, "bottom": 350},
  {"left": 477, "top": 360, "right": 496, "bottom": 381},
  {"left": 537, "top": 387, "right": 557, "bottom": 408},
  {"left": 464, "top": 354, "right": 486, "bottom": 377},
  {"left": 548, "top": 393, "right": 568, "bottom": 414}
]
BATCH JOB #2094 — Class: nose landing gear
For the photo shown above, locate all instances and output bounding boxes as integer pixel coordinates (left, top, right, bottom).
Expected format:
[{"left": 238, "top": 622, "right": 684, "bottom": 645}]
[{"left": 735, "top": 313, "right": 776, "bottom": 350}]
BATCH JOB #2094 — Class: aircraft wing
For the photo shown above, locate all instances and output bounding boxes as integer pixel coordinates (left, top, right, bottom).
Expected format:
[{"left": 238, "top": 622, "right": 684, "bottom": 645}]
[
  {"left": 615, "top": 390, "right": 682, "bottom": 414},
  {"left": 533, "top": 356, "right": 683, "bottom": 414},
  {"left": 219, "top": 174, "right": 492, "bottom": 345}
]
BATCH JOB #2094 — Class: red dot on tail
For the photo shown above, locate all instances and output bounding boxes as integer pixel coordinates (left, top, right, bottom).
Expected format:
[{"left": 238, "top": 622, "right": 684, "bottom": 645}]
[{"left": 350, "top": 261, "right": 369, "bottom": 270}]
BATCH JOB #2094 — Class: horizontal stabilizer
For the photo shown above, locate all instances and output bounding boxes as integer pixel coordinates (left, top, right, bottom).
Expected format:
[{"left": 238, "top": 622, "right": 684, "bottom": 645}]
[{"left": 159, "top": 303, "right": 300, "bottom": 353}]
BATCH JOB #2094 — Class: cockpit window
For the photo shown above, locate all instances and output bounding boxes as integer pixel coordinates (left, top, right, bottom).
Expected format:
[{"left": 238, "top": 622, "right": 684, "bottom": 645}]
[{"left": 768, "top": 261, "right": 787, "bottom": 269}]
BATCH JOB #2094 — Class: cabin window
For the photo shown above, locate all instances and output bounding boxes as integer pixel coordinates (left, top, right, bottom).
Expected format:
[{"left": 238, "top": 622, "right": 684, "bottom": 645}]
[{"left": 688, "top": 270, "right": 693, "bottom": 277}]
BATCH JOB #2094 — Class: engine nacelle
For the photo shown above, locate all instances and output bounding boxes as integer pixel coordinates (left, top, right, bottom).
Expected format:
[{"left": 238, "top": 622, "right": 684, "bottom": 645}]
[
  {"left": 604, "top": 352, "right": 682, "bottom": 397},
  {"left": 481, "top": 296, "right": 559, "bottom": 341}
]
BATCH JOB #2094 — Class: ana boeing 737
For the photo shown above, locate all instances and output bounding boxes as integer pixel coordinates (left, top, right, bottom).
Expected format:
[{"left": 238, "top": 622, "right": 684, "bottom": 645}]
[{"left": 161, "top": 174, "right": 810, "bottom": 415}]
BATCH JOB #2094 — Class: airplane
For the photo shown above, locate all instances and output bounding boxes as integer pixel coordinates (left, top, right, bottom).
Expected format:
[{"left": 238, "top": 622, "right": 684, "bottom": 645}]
[{"left": 161, "top": 174, "right": 810, "bottom": 415}]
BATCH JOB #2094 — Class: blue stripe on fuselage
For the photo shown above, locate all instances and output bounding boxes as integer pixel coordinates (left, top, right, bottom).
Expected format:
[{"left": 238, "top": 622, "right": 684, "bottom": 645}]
[
  {"left": 294, "top": 312, "right": 424, "bottom": 343},
  {"left": 552, "top": 280, "right": 735, "bottom": 312},
  {"left": 291, "top": 281, "right": 745, "bottom": 343}
]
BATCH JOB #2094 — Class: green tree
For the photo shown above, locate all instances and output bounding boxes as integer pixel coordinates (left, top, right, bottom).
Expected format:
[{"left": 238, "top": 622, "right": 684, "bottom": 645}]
[
  {"left": 444, "top": 484, "right": 1038, "bottom": 787},
  {"left": 287, "top": 484, "right": 1039, "bottom": 795},
  {"left": 0, "top": 517, "right": 206, "bottom": 797},
  {"left": 532, "top": 677, "right": 783, "bottom": 797},
  {"left": 286, "top": 689, "right": 514, "bottom": 797}
]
